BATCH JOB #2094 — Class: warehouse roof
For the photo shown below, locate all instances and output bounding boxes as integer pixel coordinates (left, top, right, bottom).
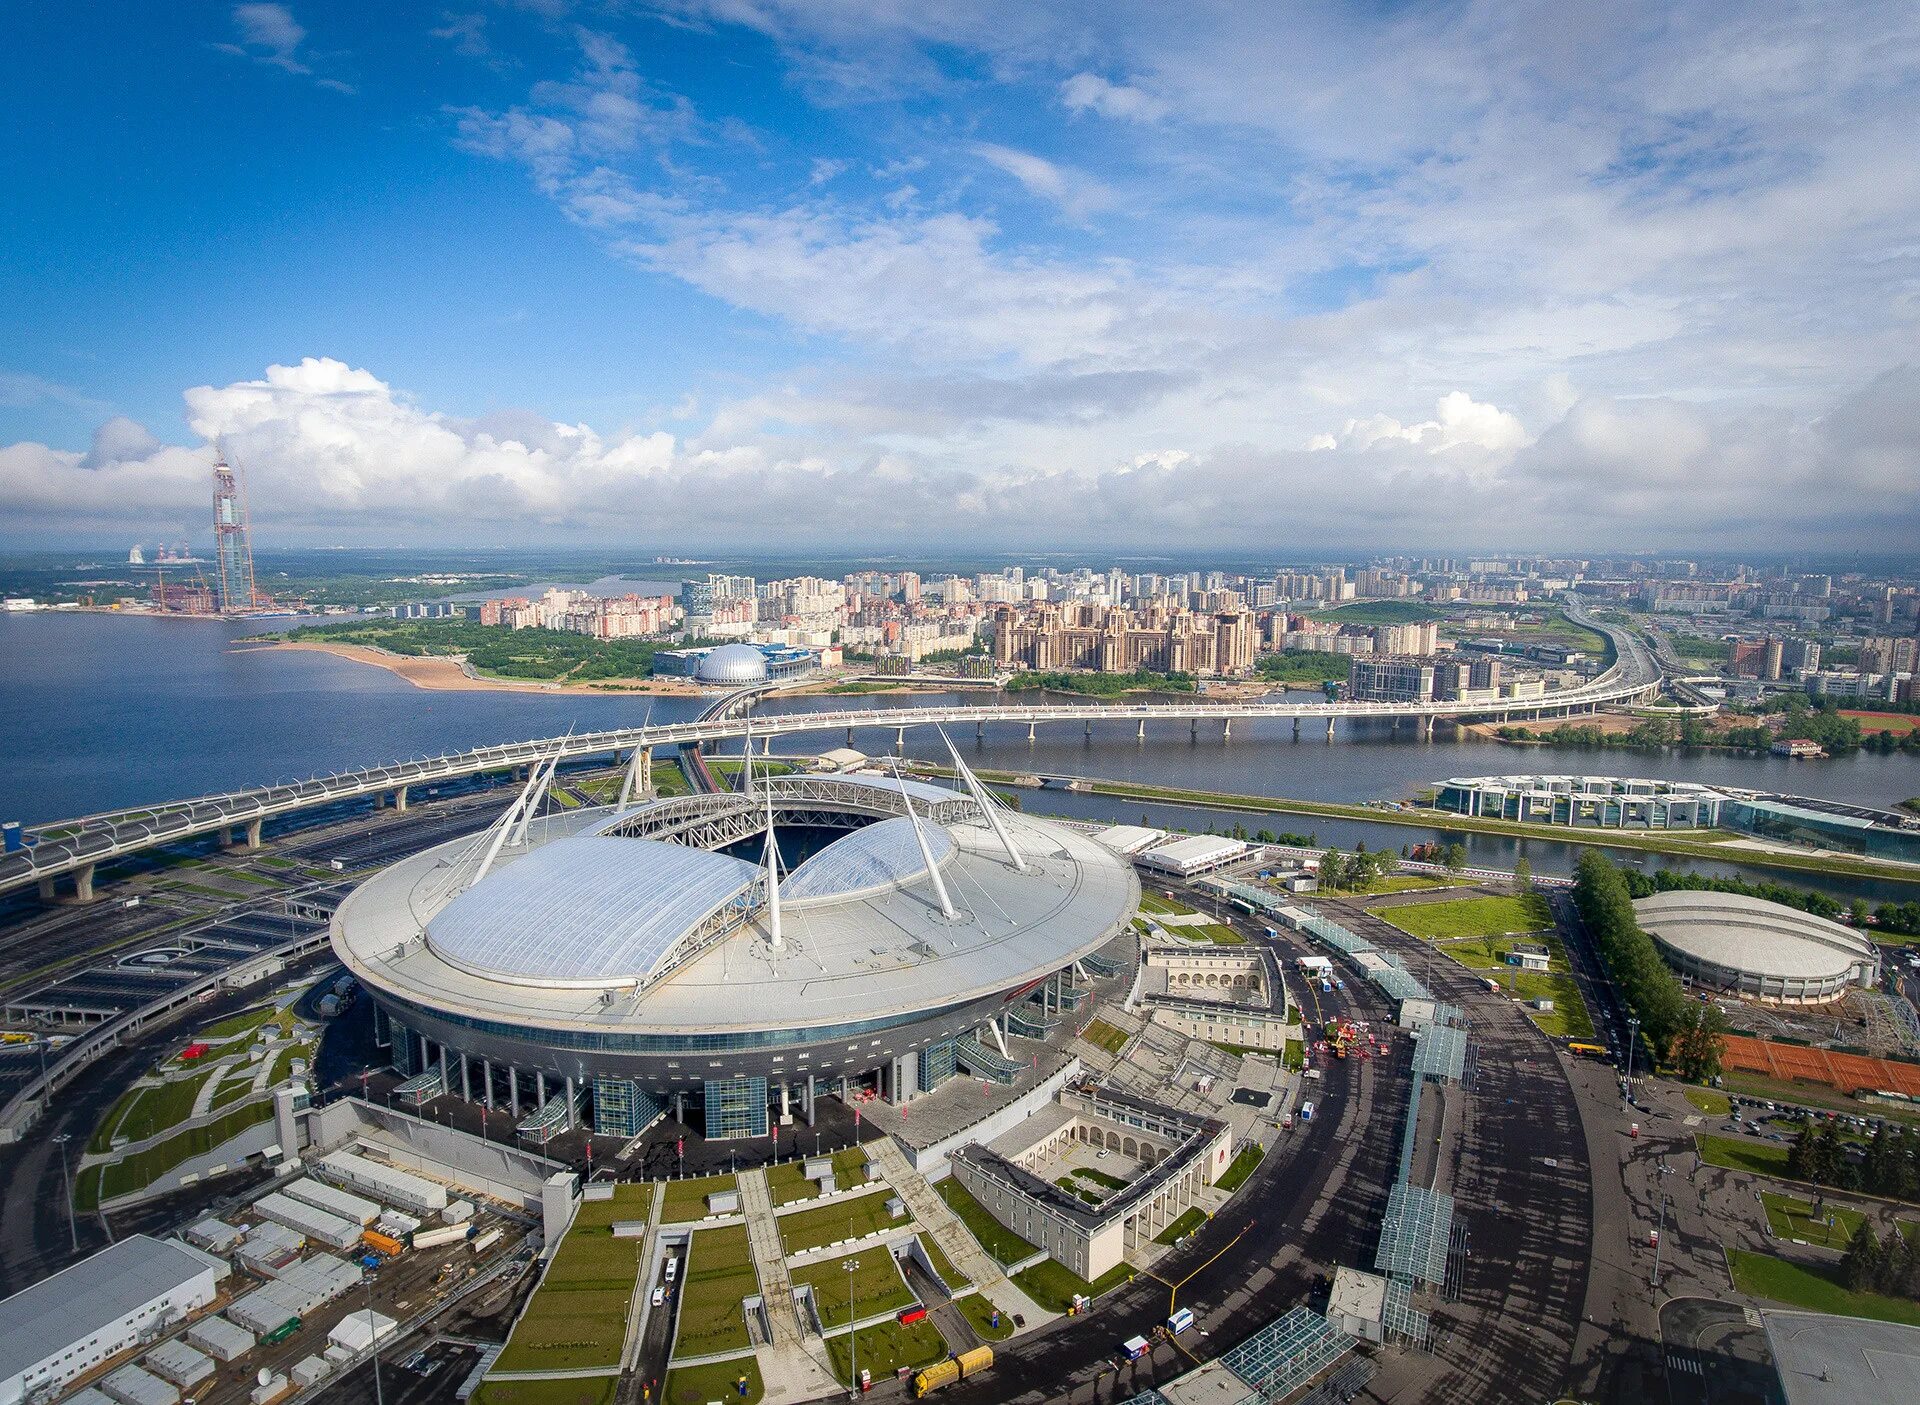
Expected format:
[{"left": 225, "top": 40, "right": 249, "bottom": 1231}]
[{"left": 0, "top": 1236, "right": 215, "bottom": 1386}]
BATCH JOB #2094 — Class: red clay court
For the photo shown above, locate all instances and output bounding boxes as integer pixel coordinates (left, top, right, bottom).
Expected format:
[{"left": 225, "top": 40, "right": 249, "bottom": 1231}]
[{"left": 1721, "top": 1032, "right": 1920, "bottom": 1097}]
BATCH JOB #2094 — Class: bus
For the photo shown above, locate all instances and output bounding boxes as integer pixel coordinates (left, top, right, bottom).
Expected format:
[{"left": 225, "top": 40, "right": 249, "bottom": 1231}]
[{"left": 1568, "top": 1042, "right": 1609, "bottom": 1059}]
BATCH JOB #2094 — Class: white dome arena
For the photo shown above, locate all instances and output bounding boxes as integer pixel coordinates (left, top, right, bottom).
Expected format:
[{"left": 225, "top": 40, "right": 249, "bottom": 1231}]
[
  {"left": 1634, "top": 890, "right": 1880, "bottom": 1004},
  {"left": 694, "top": 643, "right": 770, "bottom": 684}
]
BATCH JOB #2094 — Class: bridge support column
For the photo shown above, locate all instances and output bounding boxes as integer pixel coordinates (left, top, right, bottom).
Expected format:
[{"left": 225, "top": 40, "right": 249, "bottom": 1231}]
[
  {"left": 847, "top": 727, "right": 855, "bottom": 746},
  {"left": 1423, "top": 716, "right": 1435, "bottom": 741},
  {"left": 1085, "top": 719, "right": 1093, "bottom": 739},
  {"left": 1292, "top": 718, "right": 1300, "bottom": 740},
  {"left": 1137, "top": 719, "right": 1145, "bottom": 742},
  {"left": 72, "top": 864, "right": 95, "bottom": 903},
  {"left": 564, "top": 1076, "right": 576, "bottom": 1130},
  {"left": 639, "top": 746, "right": 653, "bottom": 795},
  {"left": 392, "top": 786, "right": 408, "bottom": 812},
  {"left": 1223, "top": 718, "right": 1231, "bottom": 740},
  {"left": 1027, "top": 722, "right": 1036, "bottom": 742},
  {"left": 1326, "top": 718, "right": 1335, "bottom": 741},
  {"left": 673, "top": 1091, "right": 685, "bottom": 1125},
  {"left": 1190, "top": 719, "right": 1199, "bottom": 740},
  {"left": 243, "top": 817, "right": 263, "bottom": 850},
  {"left": 509, "top": 1069, "right": 520, "bottom": 1118},
  {"left": 895, "top": 726, "right": 906, "bottom": 753},
  {"left": 460, "top": 1055, "right": 471, "bottom": 1102},
  {"left": 976, "top": 719, "right": 985, "bottom": 740},
  {"left": 37, "top": 876, "right": 56, "bottom": 903}
]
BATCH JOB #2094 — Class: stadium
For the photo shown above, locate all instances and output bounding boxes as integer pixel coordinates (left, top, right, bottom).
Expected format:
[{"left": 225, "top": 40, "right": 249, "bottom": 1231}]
[
  {"left": 1633, "top": 890, "right": 1881, "bottom": 1004},
  {"left": 330, "top": 748, "right": 1137, "bottom": 1141}
]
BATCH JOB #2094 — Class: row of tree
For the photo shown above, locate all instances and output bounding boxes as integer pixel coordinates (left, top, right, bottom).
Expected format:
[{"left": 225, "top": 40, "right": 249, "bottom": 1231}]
[
  {"left": 1787, "top": 1121, "right": 1920, "bottom": 1202},
  {"left": 1571, "top": 853, "right": 1727, "bottom": 1080},
  {"left": 1841, "top": 1218, "right": 1920, "bottom": 1299}
]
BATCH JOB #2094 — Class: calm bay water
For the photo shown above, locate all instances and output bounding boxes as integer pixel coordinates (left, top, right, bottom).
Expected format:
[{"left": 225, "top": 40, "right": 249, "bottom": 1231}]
[{"left": 4, "top": 611, "right": 1917, "bottom": 901}]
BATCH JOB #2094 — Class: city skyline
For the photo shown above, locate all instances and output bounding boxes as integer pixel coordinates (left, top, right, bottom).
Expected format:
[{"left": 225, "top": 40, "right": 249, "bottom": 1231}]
[{"left": 3, "top": 2, "right": 1919, "bottom": 552}]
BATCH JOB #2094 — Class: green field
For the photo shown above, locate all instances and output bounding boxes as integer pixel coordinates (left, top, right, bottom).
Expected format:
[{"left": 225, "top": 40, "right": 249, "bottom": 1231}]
[
  {"left": 1081, "top": 1019, "right": 1130, "bottom": 1055},
  {"left": 824, "top": 1318, "right": 948, "bottom": 1385},
  {"left": 1216, "top": 1144, "right": 1265, "bottom": 1193},
  {"left": 766, "top": 1145, "right": 875, "bottom": 1207},
  {"left": 1155, "top": 1208, "right": 1208, "bottom": 1244},
  {"left": 659, "top": 1172, "right": 738, "bottom": 1225},
  {"left": 778, "top": 1187, "right": 909, "bottom": 1255},
  {"left": 1695, "top": 1133, "right": 1792, "bottom": 1179},
  {"left": 1503, "top": 971, "right": 1595, "bottom": 1038},
  {"left": 1321, "top": 874, "right": 1452, "bottom": 897},
  {"left": 1367, "top": 894, "right": 1553, "bottom": 941},
  {"left": 673, "top": 1225, "right": 759, "bottom": 1359},
  {"left": 663, "top": 1357, "right": 762, "bottom": 1405},
  {"left": 790, "top": 1250, "right": 915, "bottom": 1328},
  {"left": 1728, "top": 1248, "right": 1920, "bottom": 1327},
  {"left": 936, "top": 1178, "right": 1038, "bottom": 1265},
  {"left": 1192, "top": 923, "right": 1246, "bottom": 945},
  {"left": 1683, "top": 1087, "right": 1732, "bottom": 1116},
  {"left": 958, "top": 1293, "right": 1014, "bottom": 1340},
  {"left": 1137, "top": 893, "right": 1197, "bottom": 917},
  {"left": 1283, "top": 1038, "right": 1306, "bottom": 1072},
  {"left": 492, "top": 1202, "right": 644, "bottom": 1373},
  {"left": 1012, "top": 1258, "right": 1136, "bottom": 1312},
  {"left": 1762, "top": 1192, "right": 1863, "bottom": 1249},
  {"left": 1434, "top": 932, "right": 1570, "bottom": 972},
  {"left": 473, "top": 1378, "right": 616, "bottom": 1405},
  {"left": 199, "top": 1006, "right": 277, "bottom": 1040}
]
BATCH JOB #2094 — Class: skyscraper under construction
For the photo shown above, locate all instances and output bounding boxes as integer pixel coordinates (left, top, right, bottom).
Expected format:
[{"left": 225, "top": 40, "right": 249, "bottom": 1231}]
[{"left": 211, "top": 452, "right": 257, "bottom": 613}]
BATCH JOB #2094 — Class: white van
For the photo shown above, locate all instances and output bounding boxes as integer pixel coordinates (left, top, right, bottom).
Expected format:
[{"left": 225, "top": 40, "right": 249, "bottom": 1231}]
[{"left": 664, "top": 1255, "right": 679, "bottom": 1283}]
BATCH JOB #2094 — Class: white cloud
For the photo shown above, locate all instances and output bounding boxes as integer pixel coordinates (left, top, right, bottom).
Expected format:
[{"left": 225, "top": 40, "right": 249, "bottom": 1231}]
[
  {"left": 1309, "top": 391, "right": 1530, "bottom": 456},
  {"left": 968, "top": 143, "right": 1113, "bottom": 221},
  {"left": 218, "top": 3, "right": 353, "bottom": 91},
  {"left": 1059, "top": 73, "right": 1169, "bottom": 122}
]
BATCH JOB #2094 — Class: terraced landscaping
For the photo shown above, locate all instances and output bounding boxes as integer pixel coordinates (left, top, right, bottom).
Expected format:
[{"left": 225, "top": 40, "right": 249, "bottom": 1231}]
[
  {"left": 790, "top": 1250, "right": 914, "bottom": 1328},
  {"left": 672, "top": 1225, "right": 759, "bottom": 1359},
  {"left": 823, "top": 1318, "right": 947, "bottom": 1386},
  {"left": 659, "top": 1172, "right": 738, "bottom": 1225},
  {"left": 1081, "top": 1018, "right": 1130, "bottom": 1055},
  {"left": 492, "top": 1196, "right": 646, "bottom": 1373},
  {"left": 1012, "top": 1257, "right": 1136, "bottom": 1312},
  {"left": 766, "top": 1146, "right": 874, "bottom": 1207},
  {"left": 777, "top": 1187, "right": 909, "bottom": 1255},
  {"left": 663, "top": 1357, "right": 763, "bottom": 1405},
  {"left": 919, "top": 1234, "right": 970, "bottom": 1290},
  {"left": 82, "top": 1100, "right": 277, "bottom": 1208}
]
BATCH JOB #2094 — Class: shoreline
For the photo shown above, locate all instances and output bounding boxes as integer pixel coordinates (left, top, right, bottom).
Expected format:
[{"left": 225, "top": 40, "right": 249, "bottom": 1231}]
[{"left": 250, "top": 640, "right": 709, "bottom": 696}]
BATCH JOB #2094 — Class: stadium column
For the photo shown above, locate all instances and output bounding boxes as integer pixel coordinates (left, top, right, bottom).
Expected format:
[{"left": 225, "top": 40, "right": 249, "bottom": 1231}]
[
  {"left": 778, "top": 1080, "right": 790, "bottom": 1124},
  {"left": 536, "top": 1071, "right": 548, "bottom": 1109},
  {"left": 509, "top": 1069, "right": 521, "bottom": 1117},
  {"left": 482, "top": 1059, "right": 494, "bottom": 1107},
  {"left": 565, "top": 1076, "right": 577, "bottom": 1130},
  {"left": 804, "top": 1075, "right": 816, "bottom": 1126},
  {"left": 460, "top": 1055, "right": 471, "bottom": 1102}
]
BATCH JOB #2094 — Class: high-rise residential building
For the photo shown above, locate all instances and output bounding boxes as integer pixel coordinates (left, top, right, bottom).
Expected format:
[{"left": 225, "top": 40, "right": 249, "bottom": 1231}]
[
  {"left": 1348, "top": 657, "right": 1436, "bottom": 703},
  {"left": 211, "top": 454, "right": 257, "bottom": 613}
]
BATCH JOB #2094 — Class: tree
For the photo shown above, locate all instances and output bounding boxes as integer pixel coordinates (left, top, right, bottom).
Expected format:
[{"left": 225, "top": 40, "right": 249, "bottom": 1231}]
[
  {"left": 1849, "top": 898, "right": 1872, "bottom": 927},
  {"left": 1842, "top": 1220, "right": 1884, "bottom": 1293},
  {"left": 1442, "top": 842, "right": 1468, "bottom": 874},
  {"left": 1319, "top": 849, "right": 1348, "bottom": 891},
  {"left": 1786, "top": 1127, "right": 1815, "bottom": 1182},
  {"left": 1514, "top": 857, "right": 1534, "bottom": 892},
  {"left": 1255, "top": 829, "right": 1277, "bottom": 844},
  {"left": 1672, "top": 1003, "right": 1728, "bottom": 1085}
]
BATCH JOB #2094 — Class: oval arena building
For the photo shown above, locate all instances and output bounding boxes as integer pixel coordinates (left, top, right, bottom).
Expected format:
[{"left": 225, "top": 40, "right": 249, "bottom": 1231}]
[
  {"left": 331, "top": 767, "right": 1137, "bottom": 1139},
  {"left": 1632, "top": 890, "right": 1880, "bottom": 1005}
]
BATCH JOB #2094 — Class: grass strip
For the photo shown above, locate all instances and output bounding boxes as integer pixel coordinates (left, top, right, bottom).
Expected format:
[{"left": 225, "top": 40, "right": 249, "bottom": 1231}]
[
  {"left": 1728, "top": 1248, "right": 1920, "bottom": 1327},
  {"left": 935, "top": 1178, "right": 1037, "bottom": 1265}
]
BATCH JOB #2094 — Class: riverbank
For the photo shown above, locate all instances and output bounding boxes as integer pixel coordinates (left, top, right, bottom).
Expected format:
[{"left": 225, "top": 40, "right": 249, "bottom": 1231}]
[
  {"left": 926, "top": 765, "right": 1920, "bottom": 889},
  {"left": 252, "top": 640, "right": 708, "bottom": 696}
]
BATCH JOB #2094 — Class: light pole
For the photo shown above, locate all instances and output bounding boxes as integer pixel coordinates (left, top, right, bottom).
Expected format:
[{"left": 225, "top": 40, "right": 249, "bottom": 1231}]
[
  {"left": 53, "top": 1133, "right": 78, "bottom": 1253},
  {"left": 1651, "top": 1159, "right": 1674, "bottom": 1288},
  {"left": 364, "top": 1277, "right": 385, "bottom": 1405},
  {"left": 845, "top": 1258, "right": 859, "bottom": 1398},
  {"left": 1624, "top": 1015, "right": 1641, "bottom": 1103}
]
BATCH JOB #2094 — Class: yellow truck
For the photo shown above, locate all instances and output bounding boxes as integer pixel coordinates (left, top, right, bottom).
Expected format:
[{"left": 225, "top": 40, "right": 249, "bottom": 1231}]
[{"left": 913, "top": 1346, "right": 993, "bottom": 1398}]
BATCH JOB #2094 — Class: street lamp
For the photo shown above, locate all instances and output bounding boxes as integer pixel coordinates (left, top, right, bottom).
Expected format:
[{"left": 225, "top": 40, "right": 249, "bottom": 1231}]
[
  {"left": 1651, "top": 1159, "right": 1675, "bottom": 1289},
  {"left": 1624, "top": 1015, "right": 1641, "bottom": 1103},
  {"left": 844, "top": 1257, "right": 861, "bottom": 1398},
  {"left": 52, "top": 1133, "right": 78, "bottom": 1253}
]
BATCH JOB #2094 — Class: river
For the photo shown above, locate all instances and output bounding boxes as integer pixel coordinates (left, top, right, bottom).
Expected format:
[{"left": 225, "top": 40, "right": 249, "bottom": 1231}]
[{"left": 4, "top": 611, "right": 1917, "bottom": 902}]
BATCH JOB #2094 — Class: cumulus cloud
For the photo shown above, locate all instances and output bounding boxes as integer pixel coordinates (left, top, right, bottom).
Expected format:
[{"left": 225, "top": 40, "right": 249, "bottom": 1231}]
[
  {"left": 968, "top": 143, "right": 1113, "bottom": 222},
  {"left": 1059, "top": 73, "right": 1169, "bottom": 122},
  {"left": 2, "top": 359, "right": 1915, "bottom": 551}
]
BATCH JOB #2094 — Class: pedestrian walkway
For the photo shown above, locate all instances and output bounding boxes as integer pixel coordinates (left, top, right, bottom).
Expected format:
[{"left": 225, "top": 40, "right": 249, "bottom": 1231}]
[
  {"left": 189, "top": 1058, "right": 243, "bottom": 1118},
  {"left": 864, "top": 1137, "right": 1051, "bottom": 1326},
  {"left": 735, "top": 1169, "right": 842, "bottom": 1404}
]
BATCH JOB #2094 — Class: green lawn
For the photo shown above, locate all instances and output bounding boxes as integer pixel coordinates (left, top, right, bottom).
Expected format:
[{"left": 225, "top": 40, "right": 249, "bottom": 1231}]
[
  {"left": 777, "top": 1187, "right": 908, "bottom": 1255},
  {"left": 765, "top": 1161, "right": 815, "bottom": 1206},
  {"left": 1728, "top": 1248, "right": 1920, "bottom": 1327},
  {"left": 1506, "top": 971, "right": 1595, "bottom": 1038},
  {"left": 1695, "top": 1133, "right": 1792, "bottom": 1180},
  {"left": 473, "top": 1378, "right": 616, "bottom": 1405},
  {"left": 1216, "top": 1144, "right": 1265, "bottom": 1193},
  {"left": 1073, "top": 1167, "right": 1127, "bottom": 1190},
  {"left": 1082, "top": 1018, "right": 1130, "bottom": 1056},
  {"left": 1155, "top": 1208, "right": 1208, "bottom": 1244},
  {"left": 1137, "top": 893, "right": 1196, "bottom": 916},
  {"left": 1434, "top": 932, "right": 1570, "bottom": 972},
  {"left": 1012, "top": 1258, "right": 1136, "bottom": 1312},
  {"left": 824, "top": 1318, "right": 947, "bottom": 1386},
  {"left": 919, "top": 1234, "right": 970, "bottom": 1291},
  {"left": 957, "top": 1293, "right": 1014, "bottom": 1340},
  {"left": 659, "top": 1172, "right": 738, "bottom": 1224},
  {"left": 1282, "top": 1038, "right": 1306, "bottom": 1072},
  {"left": 1320, "top": 874, "right": 1451, "bottom": 897},
  {"left": 936, "top": 1178, "right": 1038, "bottom": 1265},
  {"left": 1684, "top": 1087, "right": 1732, "bottom": 1116},
  {"left": 88, "top": 1085, "right": 144, "bottom": 1153},
  {"left": 1762, "top": 1192, "right": 1863, "bottom": 1249},
  {"left": 198, "top": 1006, "right": 276, "bottom": 1040},
  {"left": 663, "top": 1357, "right": 762, "bottom": 1405},
  {"left": 790, "top": 1251, "right": 914, "bottom": 1329},
  {"left": 115, "top": 1071, "right": 219, "bottom": 1142},
  {"left": 1192, "top": 923, "right": 1246, "bottom": 945},
  {"left": 1367, "top": 894, "right": 1553, "bottom": 941},
  {"left": 493, "top": 1204, "right": 644, "bottom": 1373},
  {"left": 672, "top": 1225, "right": 758, "bottom": 1359}
]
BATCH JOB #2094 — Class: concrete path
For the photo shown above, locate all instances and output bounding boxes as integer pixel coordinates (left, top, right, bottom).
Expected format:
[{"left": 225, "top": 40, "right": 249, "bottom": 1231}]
[
  {"left": 189, "top": 1057, "right": 243, "bottom": 1118},
  {"left": 864, "top": 1137, "right": 1051, "bottom": 1326},
  {"left": 735, "top": 1169, "right": 843, "bottom": 1403}
]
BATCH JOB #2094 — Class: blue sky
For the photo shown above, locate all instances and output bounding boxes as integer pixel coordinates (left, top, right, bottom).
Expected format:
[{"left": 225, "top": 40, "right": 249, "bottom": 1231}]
[{"left": 3, "top": 2, "right": 1918, "bottom": 552}]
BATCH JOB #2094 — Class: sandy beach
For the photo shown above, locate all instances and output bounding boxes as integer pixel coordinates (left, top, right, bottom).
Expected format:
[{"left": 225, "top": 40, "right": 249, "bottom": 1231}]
[{"left": 249, "top": 640, "right": 709, "bottom": 696}]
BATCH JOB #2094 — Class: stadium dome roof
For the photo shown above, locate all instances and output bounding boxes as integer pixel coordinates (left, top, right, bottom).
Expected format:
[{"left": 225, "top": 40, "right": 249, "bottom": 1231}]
[
  {"left": 1633, "top": 890, "right": 1874, "bottom": 983},
  {"left": 695, "top": 643, "right": 770, "bottom": 684}
]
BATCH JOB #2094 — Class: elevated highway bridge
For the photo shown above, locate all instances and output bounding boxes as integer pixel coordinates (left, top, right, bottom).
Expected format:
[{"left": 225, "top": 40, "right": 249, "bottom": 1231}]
[{"left": 4, "top": 600, "right": 1662, "bottom": 902}]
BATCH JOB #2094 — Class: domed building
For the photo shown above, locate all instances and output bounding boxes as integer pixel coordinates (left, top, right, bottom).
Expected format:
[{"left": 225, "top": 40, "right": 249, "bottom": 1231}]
[
  {"left": 693, "top": 642, "right": 771, "bottom": 685},
  {"left": 1634, "top": 890, "right": 1880, "bottom": 1004}
]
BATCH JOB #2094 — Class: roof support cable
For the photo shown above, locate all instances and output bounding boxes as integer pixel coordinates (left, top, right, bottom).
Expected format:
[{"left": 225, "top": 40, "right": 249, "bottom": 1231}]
[
  {"left": 890, "top": 756, "right": 957, "bottom": 920},
  {"left": 763, "top": 787, "right": 784, "bottom": 951},
  {"left": 939, "top": 727, "right": 1029, "bottom": 873}
]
